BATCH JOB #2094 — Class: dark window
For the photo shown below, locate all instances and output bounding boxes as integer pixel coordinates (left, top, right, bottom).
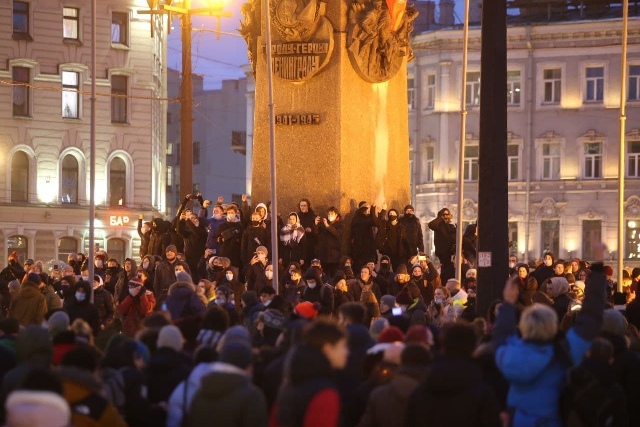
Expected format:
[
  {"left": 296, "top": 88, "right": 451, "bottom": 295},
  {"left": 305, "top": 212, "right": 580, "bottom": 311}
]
[
  {"left": 582, "top": 220, "right": 601, "bottom": 260},
  {"left": 12, "top": 67, "right": 29, "bottom": 117},
  {"left": 541, "top": 220, "right": 560, "bottom": 256},
  {"left": 109, "top": 157, "right": 126, "bottom": 207},
  {"left": 13, "top": 1, "right": 29, "bottom": 36},
  {"left": 7, "top": 235, "right": 28, "bottom": 264},
  {"left": 107, "top": 238, "right": 126, "bottom": 265},
  {"left": 61, "top": 154, "right": 78, "bottom": 204},
  {"left": 58, "top": 237, "right": 78, "bottom": 263},
  {"left": 193, "top": 141, "right": 200, "bottom": 165},
  {"left": 231, "top": 131, "right": 247, "bottom": 155},
  {"left": 11, "top": 151, "right": 29, "bottom": 202},
  {"left": 111, "top": 75, "right": 127, "bottom": 123}
]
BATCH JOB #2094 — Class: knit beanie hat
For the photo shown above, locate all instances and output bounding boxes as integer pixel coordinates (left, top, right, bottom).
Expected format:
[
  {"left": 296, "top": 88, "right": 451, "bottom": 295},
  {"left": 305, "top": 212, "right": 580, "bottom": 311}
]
[
  {"left": 395, "top": 263, "right": 408, "bottom": 275},
  {"left": 5, "top": 390, "right": 70, "bottom": 427},
  {"left": 128, "top": 277, "right": 144, "bottom": 288},
  {"left": 332, "top": 270, "right": 347, "bottom": 286},
  {"left": 26, "top": 273, "right": 42, "bottom": 285},
  {"left": 294, "top": 301, "right": 319, "bottom": 319},
  {"left": 369, "top": 318, "right": 390, "bottom": 341},
  {"left": 380, "top": 294, "right": 396, "bottom": 308},
  {"left": 175, "top": 271, "right": 193, "bottom": 284},
  {"left": 602, "top": 309, "right": 627, "bottom": 338},
  {"left": 156, "top": 325, "right": 185, "bottom": 352},
  {"left": 395, "top": 290, "right": 413, "bottom": 306},
  {"left": 47, "top": 311, "right": 70, "bottom": 336},
  {"left": 262, "top": 309, "right": 285, "bottom": 330},
  {"left": 219, "top": 340, "right": 253, "bottom": 369},
  {"left": 256, "top": 245, "right": 268, "bottom": 254},
  {"left": 223, "top": 325, "right": 252, "bottom": 345},
  {"left": 378, "top": 326, "right": 405, "bottom": 344},
  {"left": 165, "top": 245, "right": 178, "bottom": 254}
]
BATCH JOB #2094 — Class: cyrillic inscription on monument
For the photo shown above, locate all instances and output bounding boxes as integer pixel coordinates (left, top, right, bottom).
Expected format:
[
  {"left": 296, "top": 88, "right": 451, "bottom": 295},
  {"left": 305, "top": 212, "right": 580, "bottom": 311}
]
[{"left": 267, "top": 0, "right": 334, "bottom": 82}]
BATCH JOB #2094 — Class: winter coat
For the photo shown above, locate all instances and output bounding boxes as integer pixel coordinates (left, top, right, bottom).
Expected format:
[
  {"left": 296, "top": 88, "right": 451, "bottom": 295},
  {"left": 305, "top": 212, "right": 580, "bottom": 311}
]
[
  {"left": 300, "top": 282, "right": 334, "bottom": 316},
  {"left": 492, "top": 263, "right": 607, "bottom": 427},
  {"left": 58, "top": 366, "right": 127, "bottom": 427},
  {"left": 241, "top": 225, "right": 270, "bottom": 267},
  {"left": 511, "top": 271, "right": 538, "bottom": 307},
  {"left": 399, "top": 213, "right": 424, "bottom": 254},
  {"left": 178, "top": 218, "right": 208, "bottom": 274},
  {"left": 405, "top": 298, "right": 428, "bottom": 326},
  {"left": 215, "top": 221, "right": 244, "bottom": 268},
  {"left": 316, "top": 218, "right": 345, "bottom": 265},
  {"left": 167, "top": 362, "right": 217, "bottom": 427},
  {"left": 350, "top": 208, "right": 380, "bottom": 268},
  {"left": 531, "top": 264, "right": 555, "bottom": 288},
  {"left": 10, "top": 281, "right": 47, "bottom": 326},
  {"left": 186, "top": 364, "right": 268, "bottom": 427},
  {"left": 165, "top": 281, "right": 206, "bottom": 321},
  {"left": 405, "top": 356, "right": 501, "bottom": 427},
  {"left": 93, "top": 286, "right": 115, "bottom": 329},
  {"left": 348, "top": 279, "right": 381, "bottom": 303},
  {"left": 41, "top": 284, "right": 62, "bottom": 311},
  {"left": 357, "top": 368, "right": 424, "bottom": 427},
  {"left": 147, "top": 346, "right": 193, "bottom": 405},
  {"left": 137, "top": 218, "right": 152, "bottom": 258},
  {"left": 275, "top": 344, "right": 341, "bottom": 427},
  {"left": 602, "top": 331, "right": 640, "bottom": 427},
  {"left": 64, "top": 286, "right": 101, "bottom": 336},
  {"left": 148, "top": 218, "right": 172, "bottom": 256},
  {"left": 117, "top": 290, "right": 155, "bottom": 336},
  {"left": 198, "top": 208, "right": 226, "bottom": 253},
  {"left": 427, "top": 216, "right": 456, "bottom": 259},
  {"left": 379, "top": 221, "right": 411, "bottom": 268},
  {"left": 298, "top": 208, "right": 318, "bottom": 264},
  {"left": 153, "top": 259, "right": 190, "bottom": 308},
  {"left": 114, "top": 259, "right": 138, "bottom": 302}
]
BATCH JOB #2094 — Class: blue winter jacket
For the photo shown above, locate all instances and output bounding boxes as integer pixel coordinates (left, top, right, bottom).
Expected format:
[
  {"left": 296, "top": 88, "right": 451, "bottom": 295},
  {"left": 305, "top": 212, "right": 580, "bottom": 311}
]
[{"left": 493, "top": 263, "right": 606, "bottom": 427}]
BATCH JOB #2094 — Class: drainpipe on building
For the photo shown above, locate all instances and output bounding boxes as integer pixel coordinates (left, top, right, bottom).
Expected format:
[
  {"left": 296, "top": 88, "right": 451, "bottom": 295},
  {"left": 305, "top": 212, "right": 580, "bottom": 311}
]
[
  {"left": 524, "top": 25, "right": 533, "bottom": 263},
  {"left": 617, "top": 0, "right": 629, "bottom": 291}
]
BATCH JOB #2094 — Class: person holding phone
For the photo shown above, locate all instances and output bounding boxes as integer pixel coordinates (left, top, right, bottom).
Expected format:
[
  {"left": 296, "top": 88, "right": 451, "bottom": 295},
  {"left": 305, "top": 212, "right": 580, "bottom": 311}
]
[{"left": 428, "top": 208, "right": 457, "bottom": 282}]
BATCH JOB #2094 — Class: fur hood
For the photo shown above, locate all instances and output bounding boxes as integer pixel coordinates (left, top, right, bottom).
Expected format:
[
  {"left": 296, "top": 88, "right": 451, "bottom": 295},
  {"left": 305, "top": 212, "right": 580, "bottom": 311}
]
[{"left": 168, "top": 281, "right": 195, "bottom": 295}]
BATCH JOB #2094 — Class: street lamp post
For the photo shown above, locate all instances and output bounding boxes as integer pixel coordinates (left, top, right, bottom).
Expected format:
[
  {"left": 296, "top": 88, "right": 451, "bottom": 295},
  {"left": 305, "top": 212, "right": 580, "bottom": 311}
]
[{"left": 140, "top": 0, "right": 231, "bottom": 204}]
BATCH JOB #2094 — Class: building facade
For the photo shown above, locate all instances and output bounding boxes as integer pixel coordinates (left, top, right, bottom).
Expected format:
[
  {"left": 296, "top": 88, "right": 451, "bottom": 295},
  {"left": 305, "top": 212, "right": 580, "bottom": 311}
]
[
  {"left": 0, "top": 0, "right": 167, "bottom": 264},
  {"left": 409, "top": 4, "right": 640, "bottom": 263},
  {"left": 165, "top": 69, "right": 248, "bottom": 217}
]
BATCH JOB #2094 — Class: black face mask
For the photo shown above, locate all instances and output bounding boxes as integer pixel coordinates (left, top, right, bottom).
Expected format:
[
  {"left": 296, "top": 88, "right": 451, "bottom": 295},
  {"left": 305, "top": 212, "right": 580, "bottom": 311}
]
[
  {"left": 251, "top": 220, "right": 261, "bottom": 227},
  {"left": 467, "top": 296, "right": 476, "bottom": 304},
  {"left": 212, "top": 266, "right": 223, "bottom": 272},
  {"left": 380, "top": 264, "right": 390, "bottom": 271}
]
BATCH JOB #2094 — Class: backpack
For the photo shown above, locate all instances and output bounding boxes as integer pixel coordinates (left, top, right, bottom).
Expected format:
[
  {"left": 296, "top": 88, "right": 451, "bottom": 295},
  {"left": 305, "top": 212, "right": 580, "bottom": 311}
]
[{"left": 556, "top": 339, "right": 616, "bottom": 427}]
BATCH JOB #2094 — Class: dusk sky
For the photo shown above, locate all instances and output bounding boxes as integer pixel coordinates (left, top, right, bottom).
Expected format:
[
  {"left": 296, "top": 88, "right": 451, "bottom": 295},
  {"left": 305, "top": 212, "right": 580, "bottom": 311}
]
[{"left": 167, "top": 0, "right": 466, "bottom": 90}]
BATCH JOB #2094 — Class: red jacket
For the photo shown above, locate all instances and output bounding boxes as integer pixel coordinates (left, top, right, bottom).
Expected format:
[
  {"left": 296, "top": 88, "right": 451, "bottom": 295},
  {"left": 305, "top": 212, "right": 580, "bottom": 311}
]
[{"left": 117, "top": 290, "right": 155, "bottom": 336}]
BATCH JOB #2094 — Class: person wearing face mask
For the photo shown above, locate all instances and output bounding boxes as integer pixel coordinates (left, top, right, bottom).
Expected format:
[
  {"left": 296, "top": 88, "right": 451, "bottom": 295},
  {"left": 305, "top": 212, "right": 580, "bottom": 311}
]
[
  {"left": 63, "top": 280, "right": 100, "bottom": 335},
  {"left": 314, "top": 207, "right": 345, "bottom": 278},
  {"left": 137, "top": 216, "right": 153, "bottom": 259},
  {"left": 379, "top": 208, "right": 411, "bottom": 271},
  {"left": 409, "top": 264, "right": 435, "bottom": 305},
  {"left": 201, "top": 254, "right": 224, "bottom": 283},
  {"left": 399, "top": 204, "right": 425, "bottom": 255},
  {"left": 298, "top": 198, "right": 318, "bottom": 266},
  {"left": 93, "top": 253, "right": 107, "bottom": 279},
  {"left": 207, "top": 284, "right": 239, "bottom": 326},
  {"left": 148, "top": 218, "right": 173, "bottom": 257},
  {"left": 462, "top": 223, "right": 478, "bottom": 268},
  {"left": 426, "top": 286, "right": 455, "bottom": 327},
  {"left": 177, "top": 210, "right": 208, "bottom": 280},
  {"left": 154, "top": 245, "right": 191, "bottom": 310},
  {"left": 331, "top": 271, "right": 354, "bottom": 316},
  {"left": 280, "top": 212, "right": 307, "bottom": 269},
  {"left": 213, "top": 205, "right": 245, "bottom": 269},
  {"left": 114, "top": 258, "right": 138, "bottom": 303},
  {"left": 54, "top": 265, "right": 77, "bottom": 301},
  {"left": 283, "top": 265, "right": 307, "bottom": 307},
  {"left": 428, "top": 208, "right": 457, "bottom": 282},
  {"left": 241, "top": 212, "right": 271, "bottom": 269},
  {"left": 198, "top": 202, "right": 226, "bottom": 254},
  {"left": 118, "top": 277, "right": 156, "bottom": 336},
  {"left": 375, "top": 256, "right": 395, "bottom": 292},
  {"left": 245, "top": 246, "right": 269, "bottom": 294},
  {"left": 351, "top": 201, "right": 386, "bottom": 271},
  {"left": 140, "top": 255, "right": 156, "bottom": 287},
  {"left": 217, "top": 267, "right": 245, "bottom": 315},
  {"left": 531, "top": 252, "right": 556, "bottom": 287},
  {"left": 29, "top": 271, "right": 62, "bottom": 312},
  {"left": 302, "top": 267, "right": 334, "bottom": 316},
  {"left": 67, "top": 252, "right": 81, "bottom": 275}
]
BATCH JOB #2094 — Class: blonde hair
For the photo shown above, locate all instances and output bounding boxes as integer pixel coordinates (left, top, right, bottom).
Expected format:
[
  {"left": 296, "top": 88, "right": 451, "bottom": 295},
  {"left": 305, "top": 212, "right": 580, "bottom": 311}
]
[{"left": 519, "top": 304, "right": 558, "bottom": 342}]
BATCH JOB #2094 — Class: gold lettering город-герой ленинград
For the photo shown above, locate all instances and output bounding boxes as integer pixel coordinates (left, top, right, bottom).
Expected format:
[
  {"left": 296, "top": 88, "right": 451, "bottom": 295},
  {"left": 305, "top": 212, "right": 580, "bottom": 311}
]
[{"left": 270, "top": 42, "right": 330, "bottom": 80}]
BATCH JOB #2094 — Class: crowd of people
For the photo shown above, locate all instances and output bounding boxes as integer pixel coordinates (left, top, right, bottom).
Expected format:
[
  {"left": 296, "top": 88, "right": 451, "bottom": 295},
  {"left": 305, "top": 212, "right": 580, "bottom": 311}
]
[{"left": 0, "top": 193, "right": 638, "bottom": 427}]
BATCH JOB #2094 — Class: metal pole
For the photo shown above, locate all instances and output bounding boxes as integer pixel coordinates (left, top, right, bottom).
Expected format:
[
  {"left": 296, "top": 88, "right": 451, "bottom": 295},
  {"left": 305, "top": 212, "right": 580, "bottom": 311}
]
[
  {"left": 476, "top": 0, "right": 508, "bottom": 316},
  {"left": 88, "top": 0, "right": 96, "bottom": 303},
  {"left": 264, "top": 0, "right": 279, "bottom": 293},
  {"left": 180, "top": 0, "right": 193, "bottom": 202},
  {"left": 617, "top": 0, "right": 629, "bottom": 291},
  {"left": 455, "top": 0, "right": 470, "bottom": 281}
]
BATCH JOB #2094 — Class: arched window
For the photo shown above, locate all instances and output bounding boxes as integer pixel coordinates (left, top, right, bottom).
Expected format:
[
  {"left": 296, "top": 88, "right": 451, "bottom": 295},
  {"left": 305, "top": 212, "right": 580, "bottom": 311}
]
[
  {"left": 61, "top": 154, "right": 79, "bottom": 204},
  {"left": 11, "top": 151, "right": 29, "bottom": 202},
  {"left": 107, "top": 238, "right": 126, "bottom": 264},
  {"left": 7, "top": 235, "right": 28, "bottom": 264},
  {"left": 58, "top": 237, "right": 78, "bottom": 262},
  {"left": 109, "top": 157, "right": 126, "bottom": 207}
]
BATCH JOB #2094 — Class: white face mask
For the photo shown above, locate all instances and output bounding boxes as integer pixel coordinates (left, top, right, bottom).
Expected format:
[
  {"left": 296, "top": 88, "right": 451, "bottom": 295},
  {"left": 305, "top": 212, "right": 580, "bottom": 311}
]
[
  {"left": 225, "top": 273, "right": 234, "bottom": 281},
  {"left": 214, "top": 297, "right": 225, "bottom": 305},
  {"left": 213, "top": 213, "right": 223, "bottom": 220},
  {"left": 143, "top": 261, "right": 149, "bottom": 269},
  {"left": 95, "top": 260, "right": 103, "bottom": 268},
  {"left": 307, "top": 281, "right": 317, "bottom": 289},
  {"left": 81, "top": 275, "right": 89, "bottom": 282},
  {"left": 129, "top": 287, "right": 141, "bottom": 297},
  {"left": 265, "top": 270, "right": 273, "bottom": 280},
  {"left": 227, "top": 214, "right": 237, "bottom": 222},
  {"left": 509, "top": 262, "right": 516, "bottom": 269},
  {"left": 75, "top": 292, "right": 86, "bottom": 301},
  {"left": 435, "top": 298, "right": 443, "bottom": 304},
  {"left": 544, "top": 259, "right": 553, "bottom": 267}
]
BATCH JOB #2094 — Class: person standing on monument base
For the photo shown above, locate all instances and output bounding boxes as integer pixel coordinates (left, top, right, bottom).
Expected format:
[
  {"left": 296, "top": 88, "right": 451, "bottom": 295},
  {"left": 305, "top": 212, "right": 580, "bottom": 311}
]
[
  {"left": 350, "top": 201, "right": 385, "bottom": 271},
  {"left": 400, "top": 204, "right": 424, "bottom": 259},
  {"left": 428, "top": 208, "right": 457, "bottom": 282},
  {"left": 298, "top": 199, "right": 317, "bottom": 267}
]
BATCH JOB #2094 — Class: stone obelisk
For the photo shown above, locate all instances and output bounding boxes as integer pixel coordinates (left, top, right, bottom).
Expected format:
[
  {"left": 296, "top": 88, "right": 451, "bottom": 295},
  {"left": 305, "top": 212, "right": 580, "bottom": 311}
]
[{"left": 241, "top": 0, "right": 415, "bottom": 214}]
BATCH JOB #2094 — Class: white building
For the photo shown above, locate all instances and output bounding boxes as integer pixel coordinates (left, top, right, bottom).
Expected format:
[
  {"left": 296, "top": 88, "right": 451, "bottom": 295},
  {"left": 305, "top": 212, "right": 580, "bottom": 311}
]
[
  {"left": 0, "top": 0, "right": 167, "bottom": 264},
  {"left": 166, "top": 69, "right": 248, "bottom": 217},
  {"left": 409, "top": 2, "right": 640, "bottom": 263}
]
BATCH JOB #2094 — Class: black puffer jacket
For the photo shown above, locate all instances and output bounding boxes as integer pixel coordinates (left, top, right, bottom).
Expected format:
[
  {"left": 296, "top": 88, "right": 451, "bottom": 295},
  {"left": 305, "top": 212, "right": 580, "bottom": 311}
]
[
  {"left": 400, "top": 213, "right": 424, "bottom": 253},
  {"left": 316, "top": 217, "right": 345, "bottom": 265},
  {"left": 93, "top": 285, "right": 115, "bottom": 329},
  {"left": 164, "top": 281, "right": 205, "bottom": 320},
  {"left": 63, "top": 280, "right": 100, "bottom": 335},
  {"left": 148, "top": 218, "right": 172, "bottom": 257},
  {"left": 178, "top": 218, "right": 208, "bottom": 274}
]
